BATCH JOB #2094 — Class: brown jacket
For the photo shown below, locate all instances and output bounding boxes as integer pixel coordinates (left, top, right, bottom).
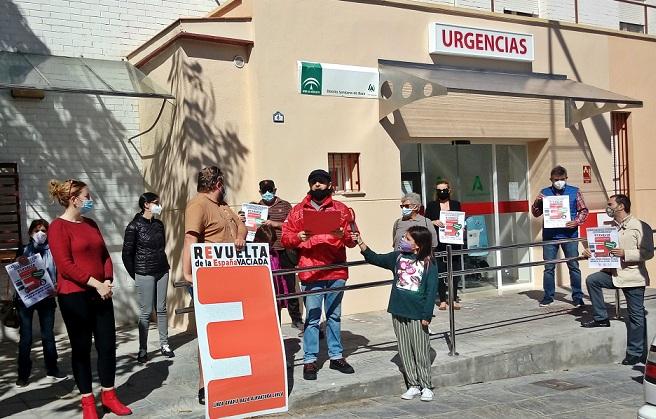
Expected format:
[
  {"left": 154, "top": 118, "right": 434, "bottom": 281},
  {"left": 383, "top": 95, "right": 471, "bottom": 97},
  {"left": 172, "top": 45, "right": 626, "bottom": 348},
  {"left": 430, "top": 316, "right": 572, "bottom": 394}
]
[{"left": 611, "top": 215, "right": 654, "bottom": 288}]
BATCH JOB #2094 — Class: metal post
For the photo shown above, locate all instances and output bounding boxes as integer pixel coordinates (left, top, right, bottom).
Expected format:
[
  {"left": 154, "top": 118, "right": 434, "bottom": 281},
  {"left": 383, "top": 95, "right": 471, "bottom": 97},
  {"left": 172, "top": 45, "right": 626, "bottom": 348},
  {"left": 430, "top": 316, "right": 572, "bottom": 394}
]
[
  {"left": 447, "top": 245, "right": 459, "bottom": 356},
  {"left": 615, "top": 289, "right": 622, "bottom": 319}
]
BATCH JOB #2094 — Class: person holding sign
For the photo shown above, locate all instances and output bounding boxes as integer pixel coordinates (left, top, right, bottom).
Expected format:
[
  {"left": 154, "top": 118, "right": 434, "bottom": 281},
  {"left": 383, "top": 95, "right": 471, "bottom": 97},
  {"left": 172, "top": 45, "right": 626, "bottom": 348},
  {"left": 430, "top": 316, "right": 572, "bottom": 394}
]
[
  {"left": 48, "top": 179, "right": 131, "bottom": 418},
  {"left": 281, "top": 169, "right": 357, "bottom": 381},
  {"left": 14, "top": 219, "right": 66, "bottom": 387},
  {"left": 531, "top": 166, "right": 588, "bottom": 307},
  {"left": 425, "top": 180, "right": 464, "bottom": 310},
  {"left": 354, "top": 226, "right": 438, "bottom": 401},
  {"left": 581, "top": 195, "right": 654, "bottom": 365},
  {"left": 182, "top": 166, "right": 247, "bottom": 405}
]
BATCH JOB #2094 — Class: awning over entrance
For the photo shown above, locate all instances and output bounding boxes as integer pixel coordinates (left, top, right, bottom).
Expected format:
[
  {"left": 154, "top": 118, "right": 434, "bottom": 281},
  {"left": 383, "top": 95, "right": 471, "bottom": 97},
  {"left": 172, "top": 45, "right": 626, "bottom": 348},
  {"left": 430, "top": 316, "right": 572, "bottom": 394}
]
[
  {"left": 0, "top": 51, "right": 174, "bottom": 99},
  {"left": 379, "top": 60, "right": 642, "bottom": 126}
]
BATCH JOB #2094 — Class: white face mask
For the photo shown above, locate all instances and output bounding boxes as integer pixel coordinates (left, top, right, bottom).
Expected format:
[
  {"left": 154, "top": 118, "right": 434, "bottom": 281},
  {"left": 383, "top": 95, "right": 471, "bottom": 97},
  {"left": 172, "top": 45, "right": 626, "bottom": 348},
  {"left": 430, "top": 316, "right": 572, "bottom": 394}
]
[
  {"left": 32, "top": 231, "right": 47, "bottom": 245},
  {"left": 553, "top": 180, "right": 566, "bottom": 190},
  {"left": 150, "top": 204, "right": 163, "bottom": 215}
]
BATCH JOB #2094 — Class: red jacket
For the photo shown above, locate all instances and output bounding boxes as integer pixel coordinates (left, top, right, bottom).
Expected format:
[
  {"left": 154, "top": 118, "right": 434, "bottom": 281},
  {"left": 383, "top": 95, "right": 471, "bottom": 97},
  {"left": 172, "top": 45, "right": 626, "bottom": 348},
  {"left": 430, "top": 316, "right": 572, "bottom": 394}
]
[{"left": 282, "top": 195, "right": 357, "bottom": 282}]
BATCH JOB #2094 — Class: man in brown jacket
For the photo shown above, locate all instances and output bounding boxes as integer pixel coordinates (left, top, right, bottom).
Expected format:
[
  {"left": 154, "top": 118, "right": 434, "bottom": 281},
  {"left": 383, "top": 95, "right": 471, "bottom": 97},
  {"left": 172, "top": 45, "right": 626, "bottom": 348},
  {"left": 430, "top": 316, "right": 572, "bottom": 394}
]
[{"left": 582, "top": 194, "right": 654, "bottom": 365}]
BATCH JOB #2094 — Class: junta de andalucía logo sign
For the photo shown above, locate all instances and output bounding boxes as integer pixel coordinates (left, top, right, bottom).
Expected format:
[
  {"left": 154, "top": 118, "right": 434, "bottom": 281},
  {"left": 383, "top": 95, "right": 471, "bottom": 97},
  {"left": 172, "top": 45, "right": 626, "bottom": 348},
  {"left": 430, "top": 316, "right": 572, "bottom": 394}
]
[{"left": 300, "top": 62, "right": 322, "bottom": 95}]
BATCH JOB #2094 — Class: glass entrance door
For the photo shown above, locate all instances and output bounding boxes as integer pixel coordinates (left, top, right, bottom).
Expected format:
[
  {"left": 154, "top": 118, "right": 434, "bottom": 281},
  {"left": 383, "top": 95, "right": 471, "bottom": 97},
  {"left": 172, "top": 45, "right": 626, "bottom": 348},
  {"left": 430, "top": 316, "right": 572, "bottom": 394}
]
[{"left": 400, "top": 143, "right": 531, "bottom": 293}]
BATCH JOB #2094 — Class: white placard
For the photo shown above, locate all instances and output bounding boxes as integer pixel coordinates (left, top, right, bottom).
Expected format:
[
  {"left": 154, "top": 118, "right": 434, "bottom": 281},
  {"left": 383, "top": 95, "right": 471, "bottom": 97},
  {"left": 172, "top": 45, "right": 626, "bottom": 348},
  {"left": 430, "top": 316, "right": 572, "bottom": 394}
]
[
  {"left": 298, "top": 61, "right": 379, "bottom": 98},
  {"left": 5, "top": 254, "right": 55, "bottom": 308},
  {"left": 242, "top": 203, "right": 269, "bottom": 242},
  {"left": 438, "top": 211, "right": 466, "bottom": 245},
  {"left": 429, "top": 23, "right": 534, "bottom": 62},
  {"left": 587, "top": 227, "right": 621, "bottom": 269},
  {"left": 543, "top": 196, "right": 571, "bottom": 229}
]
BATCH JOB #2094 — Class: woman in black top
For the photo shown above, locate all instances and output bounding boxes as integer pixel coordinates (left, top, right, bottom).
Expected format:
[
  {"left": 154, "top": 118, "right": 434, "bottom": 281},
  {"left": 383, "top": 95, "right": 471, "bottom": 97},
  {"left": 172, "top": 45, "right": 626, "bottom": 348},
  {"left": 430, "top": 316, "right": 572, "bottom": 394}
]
[
  {"left": 424, "top": 179, "right": 463, "bottom": 310},
  {"left": 122, "top": 192, "right": 173, "bottom": 363}
]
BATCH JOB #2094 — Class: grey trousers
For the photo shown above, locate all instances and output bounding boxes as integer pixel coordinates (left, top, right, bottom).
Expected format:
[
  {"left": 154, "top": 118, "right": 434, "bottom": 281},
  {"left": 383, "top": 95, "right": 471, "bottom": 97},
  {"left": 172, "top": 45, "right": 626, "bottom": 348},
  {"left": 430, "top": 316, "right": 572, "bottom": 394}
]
[
  {"left": 586, "top": 271, "right": 646, "bottom": 357},
  {"left": 392, "top": 315, "right": 432, "bottom": 389},
  {"left": 135, "top": 272, "right": 169, "bottom": 350}
]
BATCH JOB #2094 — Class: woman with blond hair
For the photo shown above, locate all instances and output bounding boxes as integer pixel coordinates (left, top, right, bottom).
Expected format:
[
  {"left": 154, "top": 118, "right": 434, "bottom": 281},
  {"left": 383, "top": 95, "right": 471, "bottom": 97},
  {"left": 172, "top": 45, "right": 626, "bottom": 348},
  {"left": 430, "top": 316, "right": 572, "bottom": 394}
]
[{"left": 48, "top": 179, "right": 131, "bottom": 419}]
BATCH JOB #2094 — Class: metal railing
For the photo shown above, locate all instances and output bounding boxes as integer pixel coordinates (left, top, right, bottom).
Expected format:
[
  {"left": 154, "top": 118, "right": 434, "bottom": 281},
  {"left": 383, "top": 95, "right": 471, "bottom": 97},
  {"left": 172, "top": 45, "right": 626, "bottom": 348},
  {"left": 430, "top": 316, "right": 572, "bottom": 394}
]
[{"left": 173, "top": 232, "right": 656, "bottom": 357}]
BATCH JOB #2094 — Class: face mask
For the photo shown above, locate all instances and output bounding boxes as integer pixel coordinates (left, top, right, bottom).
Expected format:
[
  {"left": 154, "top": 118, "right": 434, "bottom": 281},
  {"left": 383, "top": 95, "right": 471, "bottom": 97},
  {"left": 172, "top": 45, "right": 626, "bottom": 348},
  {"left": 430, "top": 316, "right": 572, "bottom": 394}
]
[
  {"left": 401, "top": 207, "right": 414, "bottom": 218},
  {"left": 309, "top": 188, "right": 332, "bottom": 202},
  {"left": 437, "top": 189, "right": 450, "bottom": 200},
  {"left": 606, "top": 206, "right": 616, "bottom": 218},
  {"left": 399, "top": 238, "right": 415, "bottom": 253},
  {"left": 32, "top": 231, "right": 47, "bottom": 245},
  {"left": 553, "top": 180, "right": 566, "bottom": 190},
  {"left": 150, "top": 204, "right": 163, "bottom": 215},
  {"left": 261, "top": 191, "right": 275, "bottom": 202},
  {"left": 79, "top": 199, "right": 94, "bottom": 214}
]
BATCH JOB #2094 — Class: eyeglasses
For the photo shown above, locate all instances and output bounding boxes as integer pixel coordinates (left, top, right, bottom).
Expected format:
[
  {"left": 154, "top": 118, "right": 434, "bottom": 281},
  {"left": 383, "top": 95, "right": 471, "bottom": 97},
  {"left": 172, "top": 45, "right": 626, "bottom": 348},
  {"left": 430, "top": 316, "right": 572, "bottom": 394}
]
[{"left": 400, "top": 204, "right": 415, "bottom": 209}]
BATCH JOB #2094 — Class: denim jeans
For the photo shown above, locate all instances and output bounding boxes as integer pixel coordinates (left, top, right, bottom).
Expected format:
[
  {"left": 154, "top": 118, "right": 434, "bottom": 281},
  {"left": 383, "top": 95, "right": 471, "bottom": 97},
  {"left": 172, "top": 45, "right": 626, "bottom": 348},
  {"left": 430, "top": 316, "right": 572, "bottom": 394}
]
[
  {"left": 542, "top": 241, "right": 582, "bottom": 303},
  {"left": 586, "top": 271, "right": 646, "bottom": 357},
  {"left": 301, "top": 279, "right": 345, "bottom": 363},
  {"left": 17, "top": 297, "right": 59, "bottom": 379}
]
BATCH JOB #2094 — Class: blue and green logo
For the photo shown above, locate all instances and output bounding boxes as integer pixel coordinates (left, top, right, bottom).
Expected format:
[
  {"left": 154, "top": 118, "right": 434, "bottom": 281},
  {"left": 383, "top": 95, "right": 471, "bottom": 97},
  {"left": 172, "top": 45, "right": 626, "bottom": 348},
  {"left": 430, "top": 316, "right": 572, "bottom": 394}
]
[{"left": 300, "top": 62, "right": 322, "bottom": 95}]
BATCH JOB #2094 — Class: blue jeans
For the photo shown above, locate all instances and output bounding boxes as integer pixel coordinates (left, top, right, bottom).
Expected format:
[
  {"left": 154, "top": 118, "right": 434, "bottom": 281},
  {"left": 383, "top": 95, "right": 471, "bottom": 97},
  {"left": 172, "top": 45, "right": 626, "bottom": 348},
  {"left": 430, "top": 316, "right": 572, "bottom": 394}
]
[
  {"left": 542, "top": 241, "right": 582, "bottom": 303},
  {"left": 586, "top": 271, "right": 646, "bottom": 357},
  {"left": 301, "top": 279, "right": 345, "bottom": 363},
  {"left": 17, "top": 297, "right": 59, "bottom": 379}
]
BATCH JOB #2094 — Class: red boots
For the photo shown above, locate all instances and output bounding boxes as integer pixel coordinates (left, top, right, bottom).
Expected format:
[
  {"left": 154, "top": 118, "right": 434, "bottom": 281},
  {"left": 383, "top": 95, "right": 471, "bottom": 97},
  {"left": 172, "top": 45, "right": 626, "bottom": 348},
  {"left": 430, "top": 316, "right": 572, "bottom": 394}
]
[
  {"left": 100, "top": 388, "right": 132, "bottom": 416},
  {"left": 81, "top": 394, "right": 98, "bottom": 419}
]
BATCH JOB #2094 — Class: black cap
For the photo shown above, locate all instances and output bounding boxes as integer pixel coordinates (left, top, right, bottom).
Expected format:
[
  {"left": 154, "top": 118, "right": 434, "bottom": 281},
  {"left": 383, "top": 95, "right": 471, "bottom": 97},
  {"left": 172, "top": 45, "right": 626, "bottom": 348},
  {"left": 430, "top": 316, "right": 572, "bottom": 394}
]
[
  {"left": 308, "top": 169, "right": 331, "bottom": 184},
  {"left": 259, "top": 179, "right": 276, "bottom": 192}
]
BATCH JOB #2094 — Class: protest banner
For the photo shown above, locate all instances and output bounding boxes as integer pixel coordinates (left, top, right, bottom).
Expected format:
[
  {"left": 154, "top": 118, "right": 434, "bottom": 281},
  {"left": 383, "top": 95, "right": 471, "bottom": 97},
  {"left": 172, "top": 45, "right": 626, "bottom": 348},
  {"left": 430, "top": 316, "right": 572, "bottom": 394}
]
[
  {"left": 5, "top": 254, "right": 55, "bottom": 308},
  {"left": 586, "top": 227, "right": 621, "bottom": 269},
  {"left": 242, "top": 203, "right": 269, "bottom": 242},
  {"left": 543, "top": 195, "right": 571, "bottom": 228},
  {"left": 192, "top": 242, "right": 287, "bottom": 419},
  {"left": 439, "top": 211, "right": 466, "bottom": 245}
]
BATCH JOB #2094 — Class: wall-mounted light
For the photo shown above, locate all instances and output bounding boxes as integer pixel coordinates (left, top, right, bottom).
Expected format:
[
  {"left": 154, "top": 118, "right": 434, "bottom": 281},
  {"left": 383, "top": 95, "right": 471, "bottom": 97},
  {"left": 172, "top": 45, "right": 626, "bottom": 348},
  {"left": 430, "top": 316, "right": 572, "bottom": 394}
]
[{"left": 10, "top": 88, "right": 45, "bottom": 100}]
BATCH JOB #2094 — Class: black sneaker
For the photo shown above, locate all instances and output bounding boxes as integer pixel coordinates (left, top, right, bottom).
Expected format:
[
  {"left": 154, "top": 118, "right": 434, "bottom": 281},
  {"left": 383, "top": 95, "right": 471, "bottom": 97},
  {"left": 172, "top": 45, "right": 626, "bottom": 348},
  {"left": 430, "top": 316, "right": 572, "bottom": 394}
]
[
  {"left": 137, "top": 350, "right": 148, "bottom": 364},
  {"left": 303, "top": 362, "right": 318, "bottom": 380},
  {"left": 573, "top": 299, "right": 585, "bottom": 308},
  {"left": 622, "top": 355, "right": 645, "bottom": 366},
  {"left": 160, "top": 344, "right": 175, "bottom": 358},
  {"left": 15, "top": 377, "right": 28, "bottom": 388},
  {"left": 329, "top": 358, "right": 355, "bottom": 374},
  {"left": 291, "top": 320, "right": 304, "bottom": 331},
  {"left": 47, "top": 370, "right": 67, "bottom": 380},
  {"left": 198, "top": 387, "right": 205, "bottom": 405},
  {"left": 581, "top": 319, "right": 611, "bottom": 328},
  {"left": 539, "top": 300, "right": 554, "bottom": 307}
]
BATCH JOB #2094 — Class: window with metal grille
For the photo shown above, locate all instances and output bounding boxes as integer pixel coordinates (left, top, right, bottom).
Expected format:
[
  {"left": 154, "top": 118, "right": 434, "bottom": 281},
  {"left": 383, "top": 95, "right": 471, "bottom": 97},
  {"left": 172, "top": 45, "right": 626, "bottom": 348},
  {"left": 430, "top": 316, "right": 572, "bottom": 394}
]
[
  {"left": 0, "top": 163, "right": 21, "bottom": 302},
  {"left": 328, "top": 153, "right": 361, "bottom": 193},
  {"left": 611, "top": 112, "right": 630, "bottom": 196},
  {"left": 620, "top": 21, "right": 645, "bottom": 33}
]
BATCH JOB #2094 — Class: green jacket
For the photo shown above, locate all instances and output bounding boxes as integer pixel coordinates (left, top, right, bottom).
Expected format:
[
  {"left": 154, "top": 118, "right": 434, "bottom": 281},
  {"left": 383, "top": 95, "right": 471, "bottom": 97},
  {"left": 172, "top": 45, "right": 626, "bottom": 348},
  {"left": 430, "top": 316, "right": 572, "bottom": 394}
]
[{"left": 361, "top": 248, "right": 438, "bottom": 321}]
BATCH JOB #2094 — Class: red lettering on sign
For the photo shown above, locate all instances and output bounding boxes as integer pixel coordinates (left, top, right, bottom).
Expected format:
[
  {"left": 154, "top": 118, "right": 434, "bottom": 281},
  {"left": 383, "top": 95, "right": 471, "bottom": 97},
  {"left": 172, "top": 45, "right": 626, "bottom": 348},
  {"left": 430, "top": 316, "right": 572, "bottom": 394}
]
[
  {"left": 475, "top": 33, "right": 484, "bottom": 50},
  {"left": 509, "top": 37, "right": 519, "bottom": 54},
  {"left": 484, "top": 34, "right": 494, "bottom": 51},
  {"left": 442, "top": 29, "right": 453, "bottom": 47},
  {"left": 454, "top": 31, "right": 464, "bottom": 48},
  {"left": 519, "top": 38, "right": 527, "bottom": 54},
  {"left": 464, "top": 32, "right": 474, "bottom": 49},
  {"left": 495, "top": 36, "right": 505, "bottom": 52}
]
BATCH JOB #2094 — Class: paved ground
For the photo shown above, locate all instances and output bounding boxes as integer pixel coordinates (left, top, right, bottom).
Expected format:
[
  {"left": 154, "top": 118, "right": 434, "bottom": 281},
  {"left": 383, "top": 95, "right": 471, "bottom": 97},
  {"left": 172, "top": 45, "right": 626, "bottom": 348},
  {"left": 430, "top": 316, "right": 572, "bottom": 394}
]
[
  {"left": 275, "top": 363, "right": 646, "bottom": 418},
  {"left": 0, "top": 287, "right": 653, "bottom": 418}
]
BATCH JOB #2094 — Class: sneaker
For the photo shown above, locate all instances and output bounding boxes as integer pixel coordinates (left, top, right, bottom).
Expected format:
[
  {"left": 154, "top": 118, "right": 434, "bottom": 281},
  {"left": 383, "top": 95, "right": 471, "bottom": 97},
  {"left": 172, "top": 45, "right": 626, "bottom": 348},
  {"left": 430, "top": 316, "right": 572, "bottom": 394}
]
[
  {"left": 452, "top": 302, "right": 462, "bottom": 310},
  {"left": 137, "top": 350, "right": 148, "bottom": 364},
  {"left": 438, "top": 302, "right": 447, "bottom": 311},
  {"left": 329, "top": 358, "right": 355, "bottom": 374},
  {"left": 303, "top": 362, "right": 318, "bottom": 380},
  {"left": 573, "top": 299, "right": 585, "bottom": 308},
  {"left": 291, "top": 320, "right": 304, "bottom": 331},
  {"left": 622, "top": 354, "right": 645, "bottom": 366},
  {"left": 47, "top": 370, "right": 67, "bottom": 380},
  {"left": 539, "top": 300, "right": 553, "bottom": 307},
  {"left": 160, "top": 344, "right": 175, "bottom": 358},
  {"left": 198, "top": 387, "right": 205, "bottom": 405},
  {"left": 420, "top": 388, "right": 434, "bottom": 402},
  {"left": 581, "top": 319, "right": 611, "bottom": 328},
  {"left": 401, "top": 386, "right": 421, "bottom": 400},
  {"left": 15, "top": 377, "right": 28, "bottom": 388}
]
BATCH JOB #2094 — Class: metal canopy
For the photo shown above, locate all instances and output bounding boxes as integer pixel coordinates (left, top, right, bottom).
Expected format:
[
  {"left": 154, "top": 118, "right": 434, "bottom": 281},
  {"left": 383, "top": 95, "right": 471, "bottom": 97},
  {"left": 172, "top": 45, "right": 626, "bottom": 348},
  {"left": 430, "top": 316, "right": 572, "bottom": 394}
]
[
  {"left": 0, "top": 51, "right": 174, "bottom": 99},
  {"left": 379, "top": 59, "right": 642, "bottom": 126}
]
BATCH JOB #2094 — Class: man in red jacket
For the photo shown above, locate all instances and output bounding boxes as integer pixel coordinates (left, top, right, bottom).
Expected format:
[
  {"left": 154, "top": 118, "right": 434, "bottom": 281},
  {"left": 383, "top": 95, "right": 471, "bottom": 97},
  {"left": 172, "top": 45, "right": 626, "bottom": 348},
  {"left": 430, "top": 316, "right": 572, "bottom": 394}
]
[{"left": 282, "top": 169, "right": 357, "bottom": 380}]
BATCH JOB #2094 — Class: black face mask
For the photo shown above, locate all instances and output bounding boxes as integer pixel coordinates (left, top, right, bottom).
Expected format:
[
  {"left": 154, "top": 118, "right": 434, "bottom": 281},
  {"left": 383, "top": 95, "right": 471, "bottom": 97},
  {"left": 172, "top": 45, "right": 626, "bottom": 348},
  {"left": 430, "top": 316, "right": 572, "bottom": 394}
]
[
  {"left": 437, "top": 189, "right": 450, "bottom": 200},
  {"left": 309, "top": 188, "right": 332, "bottom": 202}
]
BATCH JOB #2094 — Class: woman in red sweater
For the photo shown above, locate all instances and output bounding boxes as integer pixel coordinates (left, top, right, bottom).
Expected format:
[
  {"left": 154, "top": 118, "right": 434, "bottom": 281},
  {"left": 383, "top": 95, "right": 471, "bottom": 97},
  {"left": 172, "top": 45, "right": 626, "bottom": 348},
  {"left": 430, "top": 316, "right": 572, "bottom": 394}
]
[{"left": 48, "top": 179, "right": 131, "bottom": 419}]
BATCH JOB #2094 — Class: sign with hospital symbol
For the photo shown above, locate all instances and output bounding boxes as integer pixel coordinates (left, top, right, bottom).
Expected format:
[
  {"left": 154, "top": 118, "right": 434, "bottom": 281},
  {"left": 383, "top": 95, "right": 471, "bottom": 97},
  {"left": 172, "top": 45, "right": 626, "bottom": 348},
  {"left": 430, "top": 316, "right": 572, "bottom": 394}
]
[{"left": 298, "top": 61, "right": 379, "bottom": 99}]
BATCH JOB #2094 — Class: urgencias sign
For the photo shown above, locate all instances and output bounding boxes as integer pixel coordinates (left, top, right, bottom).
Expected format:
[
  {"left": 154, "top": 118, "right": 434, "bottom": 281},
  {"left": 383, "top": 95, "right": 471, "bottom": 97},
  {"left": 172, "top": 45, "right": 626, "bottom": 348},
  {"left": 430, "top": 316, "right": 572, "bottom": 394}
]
[{"left": 429, "top": 23, "right": 534, "bottom": 62}]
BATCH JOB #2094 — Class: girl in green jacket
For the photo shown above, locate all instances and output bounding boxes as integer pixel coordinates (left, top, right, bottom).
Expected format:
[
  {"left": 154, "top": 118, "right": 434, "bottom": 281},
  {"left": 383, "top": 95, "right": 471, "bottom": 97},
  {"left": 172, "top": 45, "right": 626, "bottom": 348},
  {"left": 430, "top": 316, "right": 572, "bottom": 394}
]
[{"left": 352, "top": 225, "right": 438, "bottom": 402}]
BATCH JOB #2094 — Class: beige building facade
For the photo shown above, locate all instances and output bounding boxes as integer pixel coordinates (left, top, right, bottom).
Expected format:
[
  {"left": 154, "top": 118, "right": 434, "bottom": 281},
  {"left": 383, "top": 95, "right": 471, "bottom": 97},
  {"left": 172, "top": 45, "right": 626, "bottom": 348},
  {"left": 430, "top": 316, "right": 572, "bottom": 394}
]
[{"left": 129, "top": 0, "right": 656, "bottom": 328}]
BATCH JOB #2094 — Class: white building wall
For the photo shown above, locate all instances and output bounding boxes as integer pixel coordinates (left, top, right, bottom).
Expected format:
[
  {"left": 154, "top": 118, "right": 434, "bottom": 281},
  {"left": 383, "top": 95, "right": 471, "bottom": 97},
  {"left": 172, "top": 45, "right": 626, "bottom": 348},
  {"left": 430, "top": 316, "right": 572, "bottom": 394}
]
[
  {"left": 577, "top": 0, "right": 619, "bottom": 30},
  {"left": 539, "top": 0, "right": 576, "bottom": 22},
  {"left": 0, "top": 0, "right": 219, "bottom": 325}
]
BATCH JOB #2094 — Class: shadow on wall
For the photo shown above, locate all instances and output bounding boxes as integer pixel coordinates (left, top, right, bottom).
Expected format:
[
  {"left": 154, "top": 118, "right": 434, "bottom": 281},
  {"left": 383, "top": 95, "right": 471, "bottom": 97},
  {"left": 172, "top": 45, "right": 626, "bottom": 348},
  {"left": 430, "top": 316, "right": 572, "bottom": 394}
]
[
  {"left": 139, "top": 48, "right": 250, "bottom": 331},
  {"left": 0, "top": 1, "right": 146, "bottom": 330}
]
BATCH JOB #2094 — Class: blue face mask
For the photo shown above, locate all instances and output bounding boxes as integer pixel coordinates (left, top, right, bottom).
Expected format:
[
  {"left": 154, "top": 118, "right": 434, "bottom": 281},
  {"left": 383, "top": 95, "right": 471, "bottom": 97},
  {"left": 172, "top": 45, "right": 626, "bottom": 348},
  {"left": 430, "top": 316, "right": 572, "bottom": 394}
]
[
  {"left": 401, "top": 207, "right": 413, "bottom": 218},
  {"left": 80, "top": 199, "right": 94, "bottom": 214},
  {"left": 399, "top": 238, "right": 415, "bottom": 253},
  {"left": 261, "top": 191, "right": 275, "bottom": 202}
]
